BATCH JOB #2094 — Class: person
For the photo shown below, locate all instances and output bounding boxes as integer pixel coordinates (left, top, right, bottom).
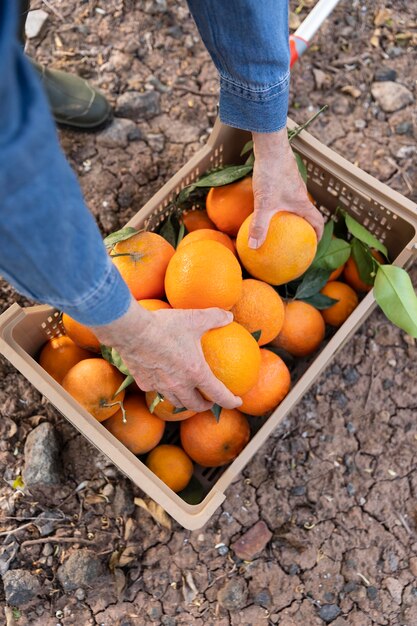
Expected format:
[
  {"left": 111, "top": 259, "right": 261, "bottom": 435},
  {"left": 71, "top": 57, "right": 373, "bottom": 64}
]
[
  {"left": 0, "top": 0, "right": 324, "bottom": 411},
  {"left": 18, "top": 0, "right": 112, "bottom": 129}
]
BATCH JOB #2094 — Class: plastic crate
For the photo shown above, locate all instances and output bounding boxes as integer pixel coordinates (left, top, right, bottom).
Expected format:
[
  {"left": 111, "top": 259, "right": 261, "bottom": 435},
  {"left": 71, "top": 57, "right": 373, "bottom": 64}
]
[{"left": 1, "top": 119, "right": 416, "bottom": 530}]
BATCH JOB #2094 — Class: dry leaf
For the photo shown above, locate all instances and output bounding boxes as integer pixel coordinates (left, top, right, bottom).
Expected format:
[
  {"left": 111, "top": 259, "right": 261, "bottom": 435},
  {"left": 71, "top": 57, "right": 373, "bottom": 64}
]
[
  {"left": 374, "top": 7, "right": 392, "bottom": 27},
  {"left": 4, "top": 606, "right": 19, "bottom": 626},
  {"left": 109, "top": 550, "right": 121, "bottom": 573},
  {"left": 83, "top": 493, "right": 107, "bottom": 505},
  {"left": 115, "top": 568, "right": 126, "bottom": 600},
  {"left": 289, "top": 11, "right": 301, "bottom": 30},
  {"left": 134, "top": 497, "right": 172, "bottom": 530},
  {"left": 341, "top": 85, "right": 362, "bottom": 98},
  {"left": 370, "top": 29, "right": 381, "bottom": 48},
  {"left": 124, "top": 517, "right": 136, "bottom": 542},
  {"left": 118, "top": 545, "right": 138, "bottom": 568},
  {"left": 182, "top": 571, "right": 199, "bottom": 604}
]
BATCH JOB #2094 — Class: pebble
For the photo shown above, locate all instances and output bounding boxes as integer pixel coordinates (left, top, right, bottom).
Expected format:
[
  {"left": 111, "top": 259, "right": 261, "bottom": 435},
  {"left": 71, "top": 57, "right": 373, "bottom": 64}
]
[
  {"left": 25, "top": 9, "right": 48, "bottom": 39},
  {"left": 409, "top": 556, "right": 417, "bottom": 577},
  {"left": 318, "top": 604, "right": 341, "bottom": 623},
  {"left": 217, "top": 545, "right": 229, "bottom": 556},
  {"left": 289, "top": 563, "right": 300, "bottom": 576},
  {"left": 96, "top": 118, "right": 141, "bottom": 149},
  {"left": 75, "top": 587, "right": 86, "bottom": 601},
  {"left": 231, "top": 521, "right": 272, "bottom": 561},
  {"left": 23, "top": 422, "right": 62, "bottom": 500},
  {"left": 290, "top": 485, "right": 306, "bottom": 497},
  {"left": 354, "top": 119, "right": 367, "bottom": 130},
  {"left": 112, "top": 482, "right": 135, "bottom": 518},
  {"left": 374, "top": 67, "right": 397, "bottom": 82},
  {"left": 253, "top": 588, "right": 272, "bottom": 607},
  {"left": 57, "top": 549, "right": 106, "bottom": 592},
  {"left": 42, "top": 543, "right": 53, "bottom": 557},
  {"left": 116, "top": 91, "right": 161, "bottom": 121},
  {"left": 217, "top": 578, "right": 248, "bottom": 611},
  {"left": 346, "top": 422, "right": 356, "bottom": 434},
  {"left": 395, "top": 121, "right": 413, "bottom": 136},
  {"left": 146, "top": 133, "right": 165, "bottom": 153},
  {"left": 384, "top": 576, "right": 403, "bottom": 604},
  {"left": 396, "top": 145, "right": 417, "bottom": 159},
  {"left": 2, "top": 569, "right": 41, "bottom": 606},
  {"left": 346, "top": 483, "right": 356, "bottom": 497},
  {"left": 367, "top": 586, "right": 378, "bottom": 600},
  {"left": 371, "top": 81, "right": 414, "bottom": 113}
]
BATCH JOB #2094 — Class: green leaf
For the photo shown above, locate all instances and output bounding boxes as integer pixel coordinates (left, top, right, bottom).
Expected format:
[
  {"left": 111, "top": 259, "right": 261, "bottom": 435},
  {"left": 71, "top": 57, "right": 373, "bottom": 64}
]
[
  {"left": 240, "top": 140, "right": 253, "bottom": 156},
  {"left": 101, "top": 344, "right": 113, "bottom": 362},
  {"left": 314, "top": 238, "right": 351, "bottom": 271},
  {"left": 12, "top": 608, "right": 21, "bottom": 620},
  {"left": 114, "top": 375, "right": 134, "bottom": 396},
  {"left": 184, "top": 165, "right": 253, "bottom": 198},
  {"left": 245, "top": 152, "right": 255, "bottom": 167},
  {"left": 344, "top": 212, "right": 388, "bottom": 258},
  {"left": 101, "top": 345, "right": 131, "bottom": 376},
  {"left": 350, "top": 238, "right": 375, "bottom": 285},
  {"left": 12, "top": 475, "right": 24, "bottom": 490},
  {"left": 300, "top": 293, "right": 339, "bottom": 309},
  {"left": 177, "top": 475, "right": 205, "bottom": 505},
  {"left": 374, "top": 265, "right": 417, "bottom": 337},
  {"left": 158, "top": 213, "right": 180, "bottom": 248},
  {"left": 251, "top": 330, "right": 262, "bottom": 342},
  {"left": 294, "top": 268, "right": 332, "bottom": 300},
  {"left": 294, "top": 152, "right": 307, "bottom": 184},
  {"left": 211, "top": 404, "right": 222, "bottom": 422},
  {"left": 176, "top": 221, "right": 185, "bottom": 248},
  {"left": 173, "top": 407, "right": 188, "bottom": 414},
  {"left": 314, "top": 220, "right": 334, "bottom": 261},
  {"left": 104, "top": 227, "right": 138, "bottom": 249},
  {"left": 149, "top": 392, "right": 164, "bottom": 414},
  {"left": 287, "top": 105, "right": 328, "bottom": 143}
]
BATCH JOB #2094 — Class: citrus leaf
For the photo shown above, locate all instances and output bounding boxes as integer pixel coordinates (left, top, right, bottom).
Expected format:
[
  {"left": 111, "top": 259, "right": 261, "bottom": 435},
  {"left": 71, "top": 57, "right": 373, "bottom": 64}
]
[
  {"left": 240, "top": 140, "right": 253, "bottom": 156},
  {"left": 158, "top": 213, "right": 180, "bottom": 247},
  {"left": 251, "top": 330, "right": 262, "bottom": 342},
  {"left": 314, "top": 238, "right": 351, "bottom": 271},
  {"left": 343, "top": 212, "right": 388, "bottom": 258},
  {"left": 374, "top": 265, "right": 417, "bottom": 337},
  {"left": 178, "top": 475, "right": 205, "bottom": 505},
  {"left": 104, "top": 227, "right": 138, "bottom": 249},
  {"left": 245, "top": 152, "right": 255, "bottom": 167},
  {"left": 294, "top": 268, "right": 332, "bottom": 299},
  {"left": 101, "top": 344, "right": 113, "bottom": 362},
  {"left": 102, "top": 345, "right": 131, "bottom": 377},
  {"left": 176, "top": 221, "right": 185, "bottom": 248},
  {"left": 12, "top": 475, "right": 24, "bottom": 490},
  {"left": 211, "top": 404, "right": 222, "bottom": 422},
  {"left": 185, "top": 164, "right": 253, "bottom": 196},
  {"left": 314, "top": 220, "right": 334, "bottom": 262},
  {"left": 300, "top": 293, "right": 339, "bottom": 309},
  {"left": 149, "top": 392, "right": 164, "bottom": 414},
  {"left": 294, "top": 152, "right": 307, "bottom": 184},
  {"left": 350, "top": 238, "right": 375, "bottom": 285},
  {"left": 114, "top": 375, "right": 134, "bottom": 396}
]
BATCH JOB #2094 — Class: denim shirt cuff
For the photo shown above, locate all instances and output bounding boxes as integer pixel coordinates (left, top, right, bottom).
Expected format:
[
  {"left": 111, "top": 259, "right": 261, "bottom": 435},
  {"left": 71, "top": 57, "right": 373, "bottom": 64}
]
[
  {"left": 59, "top": 261, "right": 132, "bottom": 327},
  {"left": 219, "top": 72, "right": 290, "bottom": 133}
]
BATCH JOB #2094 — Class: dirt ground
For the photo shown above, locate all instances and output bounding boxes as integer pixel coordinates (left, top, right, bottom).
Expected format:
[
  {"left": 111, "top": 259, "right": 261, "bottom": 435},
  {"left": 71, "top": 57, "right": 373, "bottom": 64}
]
[{"left": 0, "top": 1, "right": 417, "bottom": 624}]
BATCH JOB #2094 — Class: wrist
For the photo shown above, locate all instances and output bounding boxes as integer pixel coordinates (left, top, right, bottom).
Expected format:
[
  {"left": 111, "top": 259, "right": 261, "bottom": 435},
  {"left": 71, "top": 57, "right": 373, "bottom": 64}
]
[
  {"left": 252, "top": 127, "right": 290, "bottom": 158},
  {"left": 90, "top": 296, "right": 152, "bottom": 348}
]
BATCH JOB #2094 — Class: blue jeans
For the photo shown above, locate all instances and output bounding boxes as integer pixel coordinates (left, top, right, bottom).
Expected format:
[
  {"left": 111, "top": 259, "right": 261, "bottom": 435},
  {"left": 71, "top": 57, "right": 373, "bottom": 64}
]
[{"left": 0, "top": 0, "right": 289, "bottom": 326}]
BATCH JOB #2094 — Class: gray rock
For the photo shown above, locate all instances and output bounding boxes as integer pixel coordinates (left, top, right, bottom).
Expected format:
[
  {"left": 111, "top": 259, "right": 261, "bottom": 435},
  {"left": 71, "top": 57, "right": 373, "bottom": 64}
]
[
  {"left": 75, "top": 587, "right": 86, "bottom": 601},
  {"left": 146, "top": 133, "right": 165, "bottom": 153},
  {"left": 396, "top": 145, "right": 417, "bottom": 160},
  {"left": 395, "top": 121, "right": 413, "bottom": 135},
  {"left": 23, "top": 422, "right": 62, "bottom": 497},
  {"left": 290, "top": 485, "right": 306, "bottom": 496},
  {"left": 97, "top": 118, "right": 141, "bottom": 149},
  {"left": 374, "top": 67, "right": 397, "bottom": 82},
  {"left": 367, "top": 586, "right": 378, "bottom": 600},
  {"left": 57, "top": 549, "right": 106, "bottom": 592},
  {"left": 112, "top": 482, "right": 135, "bottom": 518},
  {"left": 3, "top": 569, "right": 41, "bottom": 606},
  {"left": 253, "top": 588, "right": 272, "bottom": 607},
  {"left": 312, "top": 68, "right": 332, "bottom": 90},
  {"left": 218, "top": 577, "right": 248, "bottom": 611},
  {"left": 116, "top": 91, "right": 160, "bottom": 120},
  {"left": 318, "top": 604, "right": 341, "bottom": 623},
  {"left": 371, "top": 81, "right": 414, "bottom": 113},
  {"left": 25, "top": 9, "right": 48, "bottom": 39}
]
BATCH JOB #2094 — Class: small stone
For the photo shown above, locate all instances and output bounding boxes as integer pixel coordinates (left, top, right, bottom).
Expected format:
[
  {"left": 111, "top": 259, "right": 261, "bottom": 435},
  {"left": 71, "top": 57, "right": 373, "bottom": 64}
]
[
  {"left": 371, "top": 81, "right": 414, "bottom": 113},
  {"left": 396, "top": 145, "right": 417, "bottom": 159},
  {"left": 101, "top": 483, "right": 114, "bottom": 500},
  {"left": 2, "top": 569, "right": 41, "bottom": 606},
  {"left": 409, "top": 557, "right": 417, "bottom": 577},
  {"left": 57, "top": 549, "right": 106, "bottom": 592},
  {"left": 23, "top": 422, "right": 62, "bottom": 500},
  {"left": 343, "top": 366, "right": 359, "bottom": 384},
  {"left": 346, "top": 422, "right": 356, "bottom": 433},
  {"left": 346, "top": 483, "right": 356, "bottom": 496},
  {"left": 146, "top": 133, "right": 165, "bottom": 153},
  {"left": 331, "top": 96, "right": 353, "bottom": 116},
  {"left": 217, "top": 577, "right": 248, "bottom": 611},
  {"left": 354, "top": 119, "right": 367, "bottom": 130},
  {"left": 318, "top": 604, "right": 341, "bottom": 623},
  {"left": 217, "top": 545, "right": 229, "bottom": 556},
  {"left": 253, "top": 588, "right": 272, "bottom": 607},
  {"left": 231, "top": 521, "right": 272, "bottom": 561},
  {"left": 25, "top": 9, "right": 49, "bottom": 39},
  {"left": 290, "top": 485, "right": 306, "bottom": 496},
  {"left": 367, "top": 586, "right": 378, "bottom": 600},
  {"left": 161, "top": 617, "right": 176, "bottom": 626},
  {"left": 374, "top": 67, "right": 397, "bottom": 82},
  {"left": 97, "top": 118, "right": 141, "bottom": 149},
  {"left": 116, "top": 91, "right": 161, "bottom": 120},
  {"left": 312, "top": 68, "right": 332, "bottom": 90},
  {"left": 42, "top": 543, "right": 53, "bottom": 557},
  {"left": 384, "top": 577, "right": 403, "bottom": 604},
  {"left": 289, "top": 563, "right": 300, "bottom": 576},
  {"left": 166, "top": 25, "right": 183, "bottom": 39},
  {"left": 112, "top": 482, "right": 135, "bottom": 518},
  {"left": 343, "top": 581, "right": 358, "bottom": 593},
  {"left": 395, "top": 121, "right": 413, "bottom": 136},
  {"left": 75, "top": 587, "right": 86, "bottom": 601}
]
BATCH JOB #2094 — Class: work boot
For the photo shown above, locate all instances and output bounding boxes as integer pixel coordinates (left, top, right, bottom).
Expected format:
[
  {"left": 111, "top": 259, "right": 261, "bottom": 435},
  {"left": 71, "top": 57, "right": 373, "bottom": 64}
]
[{"left": 31, "top": 60, "right": 112, "bottom": 129}]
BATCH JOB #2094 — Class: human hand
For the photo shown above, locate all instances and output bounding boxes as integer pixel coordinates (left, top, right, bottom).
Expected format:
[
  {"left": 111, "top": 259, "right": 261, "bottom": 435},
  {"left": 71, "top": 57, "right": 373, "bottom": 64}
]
[
  {"left": 248, "top": 128, "right": 324, "bottom": 248},
  {"left": 91, "top": 298, "right": 242, "bottom": 412}
]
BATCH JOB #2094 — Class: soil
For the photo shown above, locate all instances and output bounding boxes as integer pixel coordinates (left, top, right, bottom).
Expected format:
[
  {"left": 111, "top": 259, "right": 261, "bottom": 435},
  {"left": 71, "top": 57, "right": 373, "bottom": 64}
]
[{"left": 0, "top": 1, "right": 416, "bottom": 624}]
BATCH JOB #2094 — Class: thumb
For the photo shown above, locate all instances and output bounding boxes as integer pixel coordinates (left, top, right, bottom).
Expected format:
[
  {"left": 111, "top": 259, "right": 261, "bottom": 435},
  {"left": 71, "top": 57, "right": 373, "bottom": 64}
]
[
  {"left": 190, "top": 308, "right": 233, "bottom": 334},
  {"left": 248, "top": 204, "right": 276, "bottom": 249}
]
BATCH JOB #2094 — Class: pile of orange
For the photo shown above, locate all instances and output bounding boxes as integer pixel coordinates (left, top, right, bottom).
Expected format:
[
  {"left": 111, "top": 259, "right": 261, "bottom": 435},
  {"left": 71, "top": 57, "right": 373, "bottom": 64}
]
[{"left": 37, "top": 171, "right": 377, "bottom": 498}]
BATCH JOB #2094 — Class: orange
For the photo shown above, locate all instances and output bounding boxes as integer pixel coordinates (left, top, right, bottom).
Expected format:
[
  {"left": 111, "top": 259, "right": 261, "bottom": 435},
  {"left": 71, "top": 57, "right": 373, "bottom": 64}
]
[
  {"left": 320, "top": 281, "right": 359, "bottom": 327},
  {"left": 62, "top": 359, "right": 125, "bottom": 422},
  {"left": 236, "top": 211, "right": 317, "bottom": 285},
  {"left": 145, "top": 391, "right": 196, "bottom": 422},
  {"left": 39, "top": 336, "right": 92, "bottom": 384},
  {"left": 138, "top": 299, "right": 171, "bottom": 311},
  {"left": 308, "top": 192, "right": 316, "bottom": 205},
  {"left": 110, "top": 231, "right": 175, "bottom": 300},
  {"left": 201, "top": 321, "right": 261, "bottom": 397},
  {"left": 62, "top": 313, "right": 101, "bottom": 352},
  {"left": 230, "top": 279, "right": 285, "bottom": 346},
  {"left": 180, "top": 408, "right": 250, "bottom": 467},
  {"left": 104, "top": 394, "right": 165, "bottom": 455},
  {"left": 240, "top": 349, "right": 291, "bottom": 416},
  {"left": 271, "top": 300, "right": 326, "bottom": 357},
  {"left": 182, "top": 209, "right": 217, "bottom": 232},
  {"left": 177, "top": 228, "right": 236, "bottom": 256},
  {"left": 343, "top": 250, "right": 384, "bottom": 293},
  {"left": 206, "top": 176, "right": 254, "bottom": 236},
  {"left": 146, "top": 445, "right": 193, "bottom": 492},
  {"left": 328, "top": 264, "right": 345, "bottom": 281},
  {"left": 165, "top": 240, "right": 242, "bottom": 310}
]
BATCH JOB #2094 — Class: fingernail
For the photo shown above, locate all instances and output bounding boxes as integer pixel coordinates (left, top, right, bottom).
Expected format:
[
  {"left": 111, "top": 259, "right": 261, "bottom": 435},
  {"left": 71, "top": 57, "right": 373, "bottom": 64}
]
[{"left": 249, "top": 237, "right": 258, "bottom": 249}]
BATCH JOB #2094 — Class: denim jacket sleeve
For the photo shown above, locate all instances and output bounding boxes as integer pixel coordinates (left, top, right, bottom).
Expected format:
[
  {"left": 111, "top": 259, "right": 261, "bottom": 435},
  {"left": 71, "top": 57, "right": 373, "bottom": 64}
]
[
  {"left": 0, "top": 1, "right": 131, "bottom": 326},
  {"left": 187, "top": 0, "right": 290, "bottom": 133}
]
